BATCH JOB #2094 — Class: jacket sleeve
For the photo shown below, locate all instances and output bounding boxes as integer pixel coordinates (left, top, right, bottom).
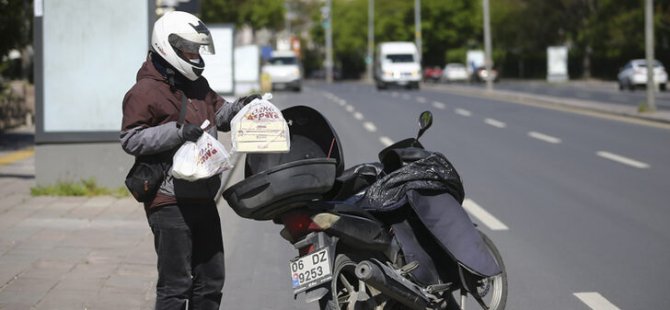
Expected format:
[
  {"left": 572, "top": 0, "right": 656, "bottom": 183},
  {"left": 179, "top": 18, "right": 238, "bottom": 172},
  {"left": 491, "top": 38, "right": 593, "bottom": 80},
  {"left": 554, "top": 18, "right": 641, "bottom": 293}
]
[
  {"left": 120, "top": 90, "right": 183, "bottom": 156},
  {"left": 215, "top": 94, "right": 243, "bottom": 132}
]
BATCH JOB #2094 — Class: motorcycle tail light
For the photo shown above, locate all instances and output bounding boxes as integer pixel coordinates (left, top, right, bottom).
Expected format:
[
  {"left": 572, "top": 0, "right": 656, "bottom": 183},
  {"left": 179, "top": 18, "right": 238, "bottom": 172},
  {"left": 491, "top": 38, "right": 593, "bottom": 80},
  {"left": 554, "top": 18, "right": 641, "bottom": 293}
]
[{"left": 281, "top": 211, "right": 321, "bottom": 240}]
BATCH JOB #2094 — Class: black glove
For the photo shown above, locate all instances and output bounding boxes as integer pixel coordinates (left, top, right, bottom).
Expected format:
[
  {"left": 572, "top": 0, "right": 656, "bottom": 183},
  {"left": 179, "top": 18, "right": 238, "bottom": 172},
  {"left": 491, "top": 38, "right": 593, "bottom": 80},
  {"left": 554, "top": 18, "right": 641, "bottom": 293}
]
[
  {"left": 236, "top": 94, "right": 261, "bottom": 106},
  {"left": 179, "top": 123, "right": 204, "bottom": 142}
]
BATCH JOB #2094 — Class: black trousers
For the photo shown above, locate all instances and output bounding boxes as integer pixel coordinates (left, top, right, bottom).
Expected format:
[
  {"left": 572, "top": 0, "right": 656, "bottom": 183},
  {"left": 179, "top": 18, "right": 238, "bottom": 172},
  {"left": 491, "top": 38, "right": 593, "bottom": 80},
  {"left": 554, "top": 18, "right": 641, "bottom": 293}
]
[{"left": 147, "top": 202, "right": 225, "bottom": 310}]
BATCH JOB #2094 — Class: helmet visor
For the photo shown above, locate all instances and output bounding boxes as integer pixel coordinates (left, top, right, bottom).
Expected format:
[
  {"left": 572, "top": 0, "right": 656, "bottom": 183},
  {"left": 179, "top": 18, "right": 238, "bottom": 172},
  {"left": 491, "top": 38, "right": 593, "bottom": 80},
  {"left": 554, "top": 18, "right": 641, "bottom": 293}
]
[{"left": 169, "top": 32, "right": 215, "bottom": 56}]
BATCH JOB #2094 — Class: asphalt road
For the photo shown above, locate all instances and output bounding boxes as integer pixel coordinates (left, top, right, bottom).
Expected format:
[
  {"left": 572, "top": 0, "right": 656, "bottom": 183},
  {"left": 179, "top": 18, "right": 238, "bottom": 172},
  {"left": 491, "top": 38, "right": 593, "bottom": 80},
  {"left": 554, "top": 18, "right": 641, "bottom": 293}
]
[
  {"left": 454, "top": 79, "right": 670, "bottom": 110},
  {"left": 222, "top": 80, "right": 669, "bottom": 309}
]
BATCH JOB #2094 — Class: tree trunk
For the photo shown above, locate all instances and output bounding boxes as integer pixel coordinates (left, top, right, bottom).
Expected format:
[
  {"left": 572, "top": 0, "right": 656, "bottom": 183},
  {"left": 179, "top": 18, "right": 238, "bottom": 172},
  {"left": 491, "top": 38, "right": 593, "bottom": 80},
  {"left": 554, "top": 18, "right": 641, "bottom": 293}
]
[{"left": 582, "top": 45, "right": 592, "bottom": 79}]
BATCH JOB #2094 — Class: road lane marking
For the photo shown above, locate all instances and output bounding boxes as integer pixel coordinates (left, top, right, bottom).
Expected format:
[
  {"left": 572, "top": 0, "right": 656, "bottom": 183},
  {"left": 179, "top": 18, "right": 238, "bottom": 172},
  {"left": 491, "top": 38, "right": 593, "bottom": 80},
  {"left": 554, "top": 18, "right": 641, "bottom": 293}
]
[
  {"left": 402, "top": 94, "right": 412, "bottom": 100},
  {"left": 455, "top": 108, "right": 472, "bottom": 116},
  {"left": 354, "top": 112, "right": 364, "bottom": 120},
  {"left": 463, "top": 199, "right": 509, "bottom": 231},
  {"left": 379, "top": 136, "right": 394, "bottom": 146},
  {"left": 338, "top": 99, "right": 347, "bottom": 106},
  {"left": 416, "top": 97, "right": 427, "bottom": 103},
  {"left": 485, "top": 118, "right": 507, "bottom": 128},
  {"left": 432, "top": 101, "right": 446, "bottom": 109},
  {"left": 597, "top": 151, "right": 650, "bottom": 169},
  {"left": 346, "top": 105, "right": 355, "bottom": 112},
  {"left": 574, "top": 292, "right": 621, "bottom": 310},
  {"left": 528, "top": 131, "right": 562, "bottom": 144},
  {"left": 363, "top": 122, "right": 377, "bottom": 132}
]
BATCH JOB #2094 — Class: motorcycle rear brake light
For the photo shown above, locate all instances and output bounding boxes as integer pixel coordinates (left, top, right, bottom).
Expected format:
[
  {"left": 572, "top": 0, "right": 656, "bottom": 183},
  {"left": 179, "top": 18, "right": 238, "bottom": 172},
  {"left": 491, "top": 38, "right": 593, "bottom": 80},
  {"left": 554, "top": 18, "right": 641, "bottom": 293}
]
[{"left": 281, "top": 211, "right": 321, "bottom": 239}]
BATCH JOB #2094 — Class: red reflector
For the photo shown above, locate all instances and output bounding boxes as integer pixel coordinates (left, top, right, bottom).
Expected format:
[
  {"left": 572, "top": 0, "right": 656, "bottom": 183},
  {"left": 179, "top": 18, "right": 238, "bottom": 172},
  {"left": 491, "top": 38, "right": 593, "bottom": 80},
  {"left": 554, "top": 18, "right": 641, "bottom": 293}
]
[{"left": 281, "top": 211, "right": 321, "bottom": 240}]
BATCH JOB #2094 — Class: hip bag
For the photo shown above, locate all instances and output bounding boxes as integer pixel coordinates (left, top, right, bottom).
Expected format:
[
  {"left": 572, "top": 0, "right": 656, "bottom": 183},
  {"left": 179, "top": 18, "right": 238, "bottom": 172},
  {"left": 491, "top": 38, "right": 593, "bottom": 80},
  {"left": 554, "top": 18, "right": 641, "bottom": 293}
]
[{"left": 125, "top": 92, "right": 188, "bottom": 203}]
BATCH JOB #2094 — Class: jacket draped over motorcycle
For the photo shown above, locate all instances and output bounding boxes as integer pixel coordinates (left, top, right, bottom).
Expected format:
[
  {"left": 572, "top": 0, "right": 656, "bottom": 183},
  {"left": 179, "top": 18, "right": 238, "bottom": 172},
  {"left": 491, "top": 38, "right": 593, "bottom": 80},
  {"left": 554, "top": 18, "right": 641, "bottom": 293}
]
[{"left": 356, "top": 149, "right": 502, "bottom": 281}]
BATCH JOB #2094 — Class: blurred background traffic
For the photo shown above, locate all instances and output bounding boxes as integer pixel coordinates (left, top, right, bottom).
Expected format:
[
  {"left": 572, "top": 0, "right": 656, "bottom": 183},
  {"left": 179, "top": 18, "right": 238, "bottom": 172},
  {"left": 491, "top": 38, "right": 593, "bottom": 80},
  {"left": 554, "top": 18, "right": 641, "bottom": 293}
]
[
  {"left": 1, "top": 0, "right": 670, "bottom": 186},
  {"left": 3, "top": 0, "right": 670, "bottom": 132}
]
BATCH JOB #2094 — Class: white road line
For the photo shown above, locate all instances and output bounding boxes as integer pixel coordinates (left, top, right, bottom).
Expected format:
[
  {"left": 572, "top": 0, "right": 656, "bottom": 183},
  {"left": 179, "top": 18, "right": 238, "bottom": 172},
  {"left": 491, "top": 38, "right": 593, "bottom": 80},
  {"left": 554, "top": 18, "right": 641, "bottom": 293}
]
[
  {"left": 574, "top": 292, "right": 621, "bottom": 310},
  {"left": 462, "top": 199, "right": 509, "bottom": 231},
  {"left": 402, "top": 94, "right": 412, "bottom": 100},
  {"left": 338, "top": 99, "right": 347, "bottom": 106},
  {"left": 345, "top": 105, "right": 355, "bottom": 112},
  {"left": 354, "top": 112, "right": 364, "bottom": 120},
  {"left": 363, "top": 122, "right": 377, "bottom": 132},
  {"left": 416, "top": 97, "right": 427, "bottom": 103},
  {"left": 432, "top": 101, "right": 446, "bottom": 109},
  {"left": 455, "top": 108, "right": 472, "bottom": 117},
  {"left": 597, "top": 151, "right": 650, "bottom": 169},
  {"left": 379, "top": 136, "right": 394, "bottom": 146},
  {"left": 485, "top": 118, "right": 507, "bottom": 128},
  {"left": 528, "top": 131, "right": 562, "bottom": 144}
]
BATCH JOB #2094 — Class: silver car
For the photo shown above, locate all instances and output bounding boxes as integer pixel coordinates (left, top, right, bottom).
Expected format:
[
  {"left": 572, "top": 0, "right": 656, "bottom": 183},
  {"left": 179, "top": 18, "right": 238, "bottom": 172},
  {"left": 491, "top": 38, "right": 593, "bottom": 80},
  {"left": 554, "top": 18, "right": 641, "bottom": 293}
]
[
  {"left": 441, "top": 63, "right": 469, "bottom": 83},
  {"left": 617, "top": 59, "right": 667, "bottom": 91}
]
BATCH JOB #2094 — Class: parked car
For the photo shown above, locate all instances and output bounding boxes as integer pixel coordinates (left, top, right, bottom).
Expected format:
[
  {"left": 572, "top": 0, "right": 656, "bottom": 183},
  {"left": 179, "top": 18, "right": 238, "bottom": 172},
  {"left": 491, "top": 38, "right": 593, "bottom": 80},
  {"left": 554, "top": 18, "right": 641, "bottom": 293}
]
[
  {"left": 262, "top": 50, "right": 302, "bottom": 92},
  {"left": 423, "top": 66, "right": 443, "bottom": 82},
  {"left": 441, "top": 63, "right": 469, "bottom": 83},
  {"left": 617, "top": 59, "right": 667, "bottom": 91},
  {"left": 471, "top": 66, "right": 499, "bottom": 83}
]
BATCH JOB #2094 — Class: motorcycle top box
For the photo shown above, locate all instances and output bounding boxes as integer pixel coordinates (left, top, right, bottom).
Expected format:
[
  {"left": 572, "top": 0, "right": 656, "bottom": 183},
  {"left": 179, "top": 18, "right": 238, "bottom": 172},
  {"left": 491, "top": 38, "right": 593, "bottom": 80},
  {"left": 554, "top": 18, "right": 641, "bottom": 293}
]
[{"left": 223, "top": 106, "right": 344, "bottom": 221}]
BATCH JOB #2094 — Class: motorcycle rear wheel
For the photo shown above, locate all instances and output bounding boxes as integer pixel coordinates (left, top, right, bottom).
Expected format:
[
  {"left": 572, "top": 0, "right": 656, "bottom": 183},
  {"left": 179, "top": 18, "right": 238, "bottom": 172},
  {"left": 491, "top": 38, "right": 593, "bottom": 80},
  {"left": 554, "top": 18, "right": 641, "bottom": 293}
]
[
  {"left": 321, "top": 254, "right": 402, "bottom": 310},
  {"left": 456, "top": 231, "right": 508, "bottom": 310}
]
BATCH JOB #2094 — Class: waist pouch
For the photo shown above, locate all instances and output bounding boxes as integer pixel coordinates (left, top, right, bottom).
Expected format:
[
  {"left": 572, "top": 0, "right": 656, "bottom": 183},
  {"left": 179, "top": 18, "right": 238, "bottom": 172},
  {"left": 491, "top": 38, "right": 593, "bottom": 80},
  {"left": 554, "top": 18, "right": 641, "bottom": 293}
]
[{"left": 125, "top": 156, "right": 169, "bottom": 203}]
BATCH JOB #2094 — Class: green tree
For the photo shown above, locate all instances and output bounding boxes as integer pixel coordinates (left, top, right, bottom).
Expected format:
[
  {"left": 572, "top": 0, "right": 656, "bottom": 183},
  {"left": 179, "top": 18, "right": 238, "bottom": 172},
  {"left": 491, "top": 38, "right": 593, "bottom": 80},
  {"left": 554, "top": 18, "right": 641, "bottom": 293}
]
[
  {"left": 0, "top": 0, "right": 32, "bottom": 78},
  {"left": 422, "top": 0, "right": 480, "bottom": 66},
  {"left": 201, "top": 0, "right": 285, "bottom": 30}
]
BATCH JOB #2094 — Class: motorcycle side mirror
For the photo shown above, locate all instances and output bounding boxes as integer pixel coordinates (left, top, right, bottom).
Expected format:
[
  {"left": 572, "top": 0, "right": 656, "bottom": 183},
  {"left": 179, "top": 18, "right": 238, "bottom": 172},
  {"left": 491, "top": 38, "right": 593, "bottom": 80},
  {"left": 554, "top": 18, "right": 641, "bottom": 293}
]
[{"left": 416, "top": 111, "right": 433, "bottom": 140}]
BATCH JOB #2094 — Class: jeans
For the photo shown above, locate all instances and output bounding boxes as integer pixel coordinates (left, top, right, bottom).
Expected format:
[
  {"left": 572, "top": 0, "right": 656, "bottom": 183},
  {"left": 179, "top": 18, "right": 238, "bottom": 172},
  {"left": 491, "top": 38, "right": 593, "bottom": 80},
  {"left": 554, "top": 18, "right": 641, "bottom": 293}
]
[{"left": 147, "top": 202, "right": 225, "bottom": 310}]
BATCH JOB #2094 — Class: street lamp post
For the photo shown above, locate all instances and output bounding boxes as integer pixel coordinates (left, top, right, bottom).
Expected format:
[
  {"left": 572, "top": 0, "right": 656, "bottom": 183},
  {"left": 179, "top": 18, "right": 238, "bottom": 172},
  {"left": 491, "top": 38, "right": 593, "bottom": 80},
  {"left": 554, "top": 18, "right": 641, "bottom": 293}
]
[
  {"left": 644, "top": 0, "right": 656, "bottom": 112},
  {"left": 367, "top": 0, "right": 374, "bottom": 82},
  {"left": 483, "top": 0, "right": 493, "bottom": 91},
  {"left": 414, "top": 0, "right": 421, "bottom": 65},
  {"left": 324, "top": 0, "right": 333, "bottom": 83}
]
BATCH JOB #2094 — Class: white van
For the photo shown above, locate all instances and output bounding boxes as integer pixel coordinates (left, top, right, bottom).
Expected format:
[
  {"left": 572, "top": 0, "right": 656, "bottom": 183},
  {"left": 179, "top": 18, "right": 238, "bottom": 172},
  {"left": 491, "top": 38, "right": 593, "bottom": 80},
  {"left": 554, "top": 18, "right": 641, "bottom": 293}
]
[
  {"left": 374, "top": 42, "right": 421, "bottom": 90},
  {"left": 262, "top": 50, "right": 302, "bottom": 92}
]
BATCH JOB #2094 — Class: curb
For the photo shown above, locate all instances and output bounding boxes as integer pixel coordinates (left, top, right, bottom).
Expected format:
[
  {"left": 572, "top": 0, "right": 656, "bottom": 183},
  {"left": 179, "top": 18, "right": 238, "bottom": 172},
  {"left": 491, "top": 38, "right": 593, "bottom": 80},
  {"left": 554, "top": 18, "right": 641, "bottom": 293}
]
[{"left": 422, "top": 83, "right": 670, "bottom": 128}]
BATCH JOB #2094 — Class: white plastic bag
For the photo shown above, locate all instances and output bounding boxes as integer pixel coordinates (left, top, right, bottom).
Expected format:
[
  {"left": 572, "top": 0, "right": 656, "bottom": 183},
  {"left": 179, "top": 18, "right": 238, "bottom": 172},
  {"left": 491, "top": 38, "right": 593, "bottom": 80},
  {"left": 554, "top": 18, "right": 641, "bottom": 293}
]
[
  {"left": 171, "top": 120, "right": 232, "bottom": 181},
  {"left": 231, "top": 93, "right": 291, "bottom": 153}
]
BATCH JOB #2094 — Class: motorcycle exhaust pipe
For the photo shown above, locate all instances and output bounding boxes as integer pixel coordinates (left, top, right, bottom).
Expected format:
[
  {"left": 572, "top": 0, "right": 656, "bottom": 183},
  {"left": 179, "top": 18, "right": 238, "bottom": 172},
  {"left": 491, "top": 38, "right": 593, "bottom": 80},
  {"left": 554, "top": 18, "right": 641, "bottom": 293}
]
[{"left": 355, "top": 260, "right": 429, "bottom": 310}]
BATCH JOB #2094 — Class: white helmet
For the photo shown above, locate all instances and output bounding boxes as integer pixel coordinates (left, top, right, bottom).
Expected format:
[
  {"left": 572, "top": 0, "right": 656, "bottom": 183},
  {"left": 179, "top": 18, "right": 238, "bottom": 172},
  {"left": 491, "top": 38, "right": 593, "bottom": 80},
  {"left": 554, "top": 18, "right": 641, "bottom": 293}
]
[{"left": 151, "top": 11, "right": 215, "bottom": 81}]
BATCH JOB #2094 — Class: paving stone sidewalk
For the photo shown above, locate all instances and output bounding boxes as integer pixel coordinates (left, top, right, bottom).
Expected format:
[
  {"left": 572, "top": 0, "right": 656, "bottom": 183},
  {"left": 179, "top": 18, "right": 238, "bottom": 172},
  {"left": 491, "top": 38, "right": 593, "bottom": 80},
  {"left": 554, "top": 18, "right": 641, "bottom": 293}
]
[{"left": 0, "top": 155, "right": 159, "bottom": 309}]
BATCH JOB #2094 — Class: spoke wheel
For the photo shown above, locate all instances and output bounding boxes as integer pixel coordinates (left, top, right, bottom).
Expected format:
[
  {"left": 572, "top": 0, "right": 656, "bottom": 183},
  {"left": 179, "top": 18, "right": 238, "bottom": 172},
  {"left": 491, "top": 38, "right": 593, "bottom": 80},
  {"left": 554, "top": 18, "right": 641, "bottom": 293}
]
[
  {"left": 456, "top": 231, "right": 508, "bottom": 310},
  {"left": 330, "top": 254, "right": 391, "bottom": 310}
]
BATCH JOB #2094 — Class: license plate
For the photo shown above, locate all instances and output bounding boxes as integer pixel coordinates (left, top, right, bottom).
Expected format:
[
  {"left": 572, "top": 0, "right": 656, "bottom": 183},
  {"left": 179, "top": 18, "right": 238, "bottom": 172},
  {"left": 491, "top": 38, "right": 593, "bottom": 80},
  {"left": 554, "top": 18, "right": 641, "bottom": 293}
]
[{"left": 289, "top": 248, "right": 332, "bottom": 293}]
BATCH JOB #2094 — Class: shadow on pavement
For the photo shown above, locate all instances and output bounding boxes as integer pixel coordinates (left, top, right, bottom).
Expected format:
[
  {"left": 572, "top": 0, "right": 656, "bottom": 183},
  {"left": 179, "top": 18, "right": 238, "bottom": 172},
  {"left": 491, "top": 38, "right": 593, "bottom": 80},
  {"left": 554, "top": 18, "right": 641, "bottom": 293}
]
[{"left": 0, "top": 130, "right": 34, "bottom": 152}]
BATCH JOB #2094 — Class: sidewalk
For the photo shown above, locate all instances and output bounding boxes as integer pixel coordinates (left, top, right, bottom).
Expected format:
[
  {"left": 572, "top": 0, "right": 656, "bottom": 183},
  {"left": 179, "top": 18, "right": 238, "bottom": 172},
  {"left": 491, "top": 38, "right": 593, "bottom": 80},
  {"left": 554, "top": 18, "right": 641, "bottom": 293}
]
[
  {"left": 0, "top": 154, "right": 159, "bottom": 309},
  {"left": 0, "top": 126, "right": 238, "bottom": 309}
]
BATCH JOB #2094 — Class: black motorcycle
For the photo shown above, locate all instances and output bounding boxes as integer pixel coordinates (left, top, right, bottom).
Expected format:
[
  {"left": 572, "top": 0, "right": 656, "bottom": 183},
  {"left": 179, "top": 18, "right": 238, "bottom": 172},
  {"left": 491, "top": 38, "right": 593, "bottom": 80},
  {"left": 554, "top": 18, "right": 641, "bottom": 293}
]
[{"left": 223, "top": 106, "right": 508, "bottom": 310}]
